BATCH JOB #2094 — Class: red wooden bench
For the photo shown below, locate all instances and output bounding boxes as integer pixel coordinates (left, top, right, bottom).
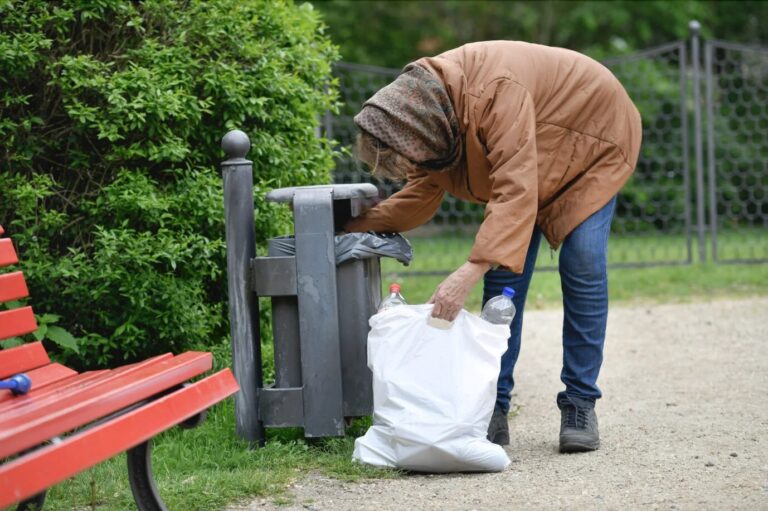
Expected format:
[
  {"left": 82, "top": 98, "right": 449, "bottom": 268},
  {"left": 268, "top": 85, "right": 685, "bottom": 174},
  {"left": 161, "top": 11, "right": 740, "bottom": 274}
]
[{"left": 0, "top": 226, "right": 240, "bottom": 510}]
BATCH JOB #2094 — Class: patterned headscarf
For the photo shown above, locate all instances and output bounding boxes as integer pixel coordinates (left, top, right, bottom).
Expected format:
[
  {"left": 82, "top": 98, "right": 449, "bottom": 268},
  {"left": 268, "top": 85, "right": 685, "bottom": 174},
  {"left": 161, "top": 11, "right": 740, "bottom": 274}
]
[{"left": 353, "top": 64, "right": 462, "bottom": 172}]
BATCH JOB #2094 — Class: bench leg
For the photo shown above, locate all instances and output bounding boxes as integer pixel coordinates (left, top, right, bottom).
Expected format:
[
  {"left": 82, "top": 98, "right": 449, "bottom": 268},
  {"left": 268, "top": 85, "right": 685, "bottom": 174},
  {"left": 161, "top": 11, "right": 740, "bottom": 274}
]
[
  {"left": 16, "top": 492, "right": 46, "bottom": 511},
  {"left": 126, "top": 408, "right": 207, "bottom": 511},
  {"left": 179, "top": 408, "right": 207, "bottom": 429},
  {"left": 127, "top": 440, "right": 168, "bottom": 511}
]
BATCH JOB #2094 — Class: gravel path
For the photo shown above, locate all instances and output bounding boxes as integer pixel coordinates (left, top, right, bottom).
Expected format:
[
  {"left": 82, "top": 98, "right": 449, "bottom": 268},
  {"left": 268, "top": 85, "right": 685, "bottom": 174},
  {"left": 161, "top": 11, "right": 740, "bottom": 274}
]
[{"left": 230, "top": 298, "right": 768, "bottom": 510}]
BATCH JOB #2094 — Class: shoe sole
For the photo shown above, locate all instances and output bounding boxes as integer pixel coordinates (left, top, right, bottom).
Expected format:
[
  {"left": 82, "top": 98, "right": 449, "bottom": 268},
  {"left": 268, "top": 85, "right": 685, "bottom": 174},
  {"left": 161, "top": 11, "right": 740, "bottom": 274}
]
[{"left": 559, "top": 437, "right": 599, "bottom": 453}]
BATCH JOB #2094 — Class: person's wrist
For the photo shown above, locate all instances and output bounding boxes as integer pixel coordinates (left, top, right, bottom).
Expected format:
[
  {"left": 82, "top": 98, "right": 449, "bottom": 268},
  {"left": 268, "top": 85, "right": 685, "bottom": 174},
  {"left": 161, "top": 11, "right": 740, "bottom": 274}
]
[
  {"left": 466, "top": 260, "right": 491, "bottom": 272},
  {"left": 462, "top": 260, "right": 491, "bottom": 281}
]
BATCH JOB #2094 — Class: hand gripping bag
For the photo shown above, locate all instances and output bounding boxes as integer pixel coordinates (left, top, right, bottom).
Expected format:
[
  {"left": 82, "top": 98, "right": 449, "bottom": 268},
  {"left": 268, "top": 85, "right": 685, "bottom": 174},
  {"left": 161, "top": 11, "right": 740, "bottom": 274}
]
[{"left": 353, "top": 304, "right": 511, "bottom": 472}]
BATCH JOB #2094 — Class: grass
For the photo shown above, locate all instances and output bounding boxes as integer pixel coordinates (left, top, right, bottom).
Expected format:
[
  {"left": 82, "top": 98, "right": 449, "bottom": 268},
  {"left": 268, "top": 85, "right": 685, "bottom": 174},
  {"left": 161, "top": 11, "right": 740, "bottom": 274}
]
[
  {"left": 36, "top": 232, "right": 768, "bottom": 510},
  {"left": 381, "top": 231, "right": 768, "bottom": 311},
  {"left": 381, "top": 262, "right": 768, "bottom": 313},
  {"left": 385, "top": 227, "right": 768, "bottom": 275}
]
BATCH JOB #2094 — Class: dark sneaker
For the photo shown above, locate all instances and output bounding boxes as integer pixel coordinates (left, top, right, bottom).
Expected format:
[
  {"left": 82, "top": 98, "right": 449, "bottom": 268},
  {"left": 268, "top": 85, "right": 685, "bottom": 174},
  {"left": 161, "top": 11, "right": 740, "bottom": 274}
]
[
  {"left": 487, "top": 405, "right": 510, "bottom": 446},
  {"left": 557, "top": 394, "right": 599, "bottom": 453}
]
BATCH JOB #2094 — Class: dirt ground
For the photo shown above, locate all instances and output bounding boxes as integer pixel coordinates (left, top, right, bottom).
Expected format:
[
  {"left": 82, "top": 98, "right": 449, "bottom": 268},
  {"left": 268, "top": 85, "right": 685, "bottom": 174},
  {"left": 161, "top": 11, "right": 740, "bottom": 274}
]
[{"left": 230, "top": 297, "right": 768, "bottom": 511}]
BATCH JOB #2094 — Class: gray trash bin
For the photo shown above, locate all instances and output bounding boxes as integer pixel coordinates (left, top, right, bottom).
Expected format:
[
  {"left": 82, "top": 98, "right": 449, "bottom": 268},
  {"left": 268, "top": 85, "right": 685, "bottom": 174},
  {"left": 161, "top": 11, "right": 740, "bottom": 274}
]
[
  {"left": 253, "top": 183, "right": 398, "bottom": 439},
  {"left": 221, "top": 129, "right": 410, "bottom": 444},
  {"left": 264, "top": 230, "right": 412, "bottom": 421}
]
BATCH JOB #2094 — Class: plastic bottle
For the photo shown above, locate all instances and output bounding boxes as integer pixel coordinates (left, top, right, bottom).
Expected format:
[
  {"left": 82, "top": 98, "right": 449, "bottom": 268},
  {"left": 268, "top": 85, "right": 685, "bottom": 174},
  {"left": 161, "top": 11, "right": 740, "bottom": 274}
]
[
  {"left": 379, "top": 283, "right": 407, "bottom": 312},
  {"left": 481, "top": 287, "right": 516, "bottom": 325}
]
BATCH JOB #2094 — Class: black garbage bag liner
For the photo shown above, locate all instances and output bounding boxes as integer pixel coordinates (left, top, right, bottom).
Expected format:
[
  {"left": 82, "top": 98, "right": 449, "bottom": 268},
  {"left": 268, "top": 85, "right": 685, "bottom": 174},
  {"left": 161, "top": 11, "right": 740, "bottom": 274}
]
[
  {"left": 269, "top": 232, "right": 412, "bottom": 266},
  {"left": 334, "top": 232, "right": 412, "bottom": 266}
]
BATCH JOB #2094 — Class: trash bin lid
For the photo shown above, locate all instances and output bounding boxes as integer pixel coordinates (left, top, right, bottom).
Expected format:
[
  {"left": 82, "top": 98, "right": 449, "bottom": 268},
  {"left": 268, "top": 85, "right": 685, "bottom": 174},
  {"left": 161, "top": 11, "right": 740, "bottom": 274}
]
[{"left": 266, "top": 183, "right": 379, "bottom": 204}]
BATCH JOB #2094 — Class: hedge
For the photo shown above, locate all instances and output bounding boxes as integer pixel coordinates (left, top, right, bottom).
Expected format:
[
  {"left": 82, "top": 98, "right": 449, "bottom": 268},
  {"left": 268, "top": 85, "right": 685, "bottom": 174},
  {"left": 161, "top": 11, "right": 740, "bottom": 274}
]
[{"left": 0, "top": 0, "right": 339, "bottom": 368}]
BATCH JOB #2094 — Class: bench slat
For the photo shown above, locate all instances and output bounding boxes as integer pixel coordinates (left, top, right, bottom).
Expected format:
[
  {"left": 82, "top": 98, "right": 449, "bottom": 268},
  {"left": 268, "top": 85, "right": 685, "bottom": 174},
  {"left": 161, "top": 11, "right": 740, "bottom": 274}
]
[
  {"left": 0, "top": 354, "right": 172, "bottom": 415},
  {"left": 0, "top": 369, "right": 239, "bottom": 508},
  {"left": 22, "top": 363, "right": 79, "bottom": 390},
  {"left": 0, "top": 342, "right": 50, "bottom": 379},
  {"left": 0, "top": 351, "right": 213, "bottom": 458},
  {"left": 0, "top": 238, "right": 18, "bottom": 267},
  {"left": 0, "top": 307, "right": 38, "bottom": 341},
  {"left": 0, "top": 364, "right": 79, "bottom": 405},
  {"left": 0, "top": 370, "right": 109, "bottom": 409},
  {"left": 107, "top": 353, "right": 173, "bottom": 375},
  {"left": 0, "top": 272, "right": 29, "bottom": 303}
]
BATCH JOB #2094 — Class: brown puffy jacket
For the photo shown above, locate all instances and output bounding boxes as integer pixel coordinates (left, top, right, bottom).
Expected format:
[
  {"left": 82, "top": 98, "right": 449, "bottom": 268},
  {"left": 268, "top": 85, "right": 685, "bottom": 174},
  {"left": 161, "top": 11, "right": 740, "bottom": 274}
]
[{"left": 346, "top": 41, "right": 642, "bottom": 273}]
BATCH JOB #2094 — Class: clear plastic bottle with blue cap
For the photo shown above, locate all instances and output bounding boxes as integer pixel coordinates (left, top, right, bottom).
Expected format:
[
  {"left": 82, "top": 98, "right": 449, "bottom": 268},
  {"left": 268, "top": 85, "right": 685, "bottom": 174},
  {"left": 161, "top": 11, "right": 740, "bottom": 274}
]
[{"left": 481, "top": 287, "right": 517, "bottom": 325}]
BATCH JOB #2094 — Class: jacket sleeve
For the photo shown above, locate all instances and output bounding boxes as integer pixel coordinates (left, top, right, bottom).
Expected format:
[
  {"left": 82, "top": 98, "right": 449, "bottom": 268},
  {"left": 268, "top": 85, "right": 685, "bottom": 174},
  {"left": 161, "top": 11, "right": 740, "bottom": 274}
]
[
  {"left": 344, "top": 169, "right": 445, "bottom": 233},
  {"left": 468, "top": 79, "right": 538, "bottom": 273}
]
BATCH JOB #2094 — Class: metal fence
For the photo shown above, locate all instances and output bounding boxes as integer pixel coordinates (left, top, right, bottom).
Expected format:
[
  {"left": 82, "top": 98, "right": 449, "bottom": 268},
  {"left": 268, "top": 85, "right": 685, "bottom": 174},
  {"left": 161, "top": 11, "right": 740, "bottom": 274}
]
[
  {"left": 324, "top": 28, "right": 768, "bottom": 275},
  {"left": 705, "top": 40, "right": 768, "bottom": 264}
]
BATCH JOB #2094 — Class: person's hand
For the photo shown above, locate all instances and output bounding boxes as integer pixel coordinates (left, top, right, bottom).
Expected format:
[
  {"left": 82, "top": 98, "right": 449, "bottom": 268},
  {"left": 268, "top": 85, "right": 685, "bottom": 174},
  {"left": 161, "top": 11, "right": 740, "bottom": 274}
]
[
  {"left": 428, "top": 261, "right": 491, "bottom": 321},
  {"left": 343, "top": 195, "right": 384, "bottom": 232}
]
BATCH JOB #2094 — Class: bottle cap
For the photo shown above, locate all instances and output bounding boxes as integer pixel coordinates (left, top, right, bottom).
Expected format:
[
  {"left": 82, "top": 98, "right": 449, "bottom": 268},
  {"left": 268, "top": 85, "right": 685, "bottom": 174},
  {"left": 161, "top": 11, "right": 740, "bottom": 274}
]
[
  {"left": 502, "top": 287, "right": 516, "bottom": 298},
  {"left": 389, "top": 283, "right": 401, "bottom": 293}
]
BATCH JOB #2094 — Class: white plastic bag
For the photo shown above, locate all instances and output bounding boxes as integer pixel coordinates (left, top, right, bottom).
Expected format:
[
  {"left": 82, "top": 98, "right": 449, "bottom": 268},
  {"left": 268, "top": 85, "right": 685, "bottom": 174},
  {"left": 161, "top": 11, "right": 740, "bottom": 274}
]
[{"left": 353, "top": 304, "right": 511, "bottom": 473}]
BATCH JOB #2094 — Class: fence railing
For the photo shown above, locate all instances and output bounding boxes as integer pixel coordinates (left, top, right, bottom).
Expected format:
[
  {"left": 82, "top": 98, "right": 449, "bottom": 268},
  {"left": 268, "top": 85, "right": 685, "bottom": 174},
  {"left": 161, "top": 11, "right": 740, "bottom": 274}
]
[
  {"left": 705, "top": 39, "right": 768, "bottom": 264},
  {"left": 324, "top": 22, "right": 768, "bottom": 276}
]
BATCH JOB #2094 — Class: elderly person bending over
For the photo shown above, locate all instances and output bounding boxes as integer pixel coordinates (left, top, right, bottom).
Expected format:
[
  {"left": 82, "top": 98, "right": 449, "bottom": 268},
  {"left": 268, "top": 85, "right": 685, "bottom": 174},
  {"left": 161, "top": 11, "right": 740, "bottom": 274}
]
[{"left": 345, "top": 41, "right": 641, "bottom": 453}]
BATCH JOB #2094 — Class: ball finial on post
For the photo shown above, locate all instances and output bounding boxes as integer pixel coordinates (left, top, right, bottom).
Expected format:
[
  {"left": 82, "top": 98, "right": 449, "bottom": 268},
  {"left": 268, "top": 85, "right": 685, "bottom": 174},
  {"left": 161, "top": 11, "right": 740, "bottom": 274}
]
[
  {"left": 222, "top": 130, "right": 251, "bottom": 161},
  {"left": 689, "top": 20, "right": 701, "bottom": 35}
]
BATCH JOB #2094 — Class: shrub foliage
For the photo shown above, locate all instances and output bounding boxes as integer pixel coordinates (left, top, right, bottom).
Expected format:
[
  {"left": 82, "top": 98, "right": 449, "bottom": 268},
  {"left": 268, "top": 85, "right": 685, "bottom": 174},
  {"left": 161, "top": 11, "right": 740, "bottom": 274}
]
[{"left": 0, "top": 0, "right": 339, "bottom": 367}]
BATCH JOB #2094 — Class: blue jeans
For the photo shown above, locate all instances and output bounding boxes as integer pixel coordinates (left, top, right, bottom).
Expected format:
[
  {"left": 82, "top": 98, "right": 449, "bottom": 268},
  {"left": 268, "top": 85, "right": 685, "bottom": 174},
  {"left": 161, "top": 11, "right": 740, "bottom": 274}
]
[{"left": 483, "top": 197, "right": 617, "bottom": 412}]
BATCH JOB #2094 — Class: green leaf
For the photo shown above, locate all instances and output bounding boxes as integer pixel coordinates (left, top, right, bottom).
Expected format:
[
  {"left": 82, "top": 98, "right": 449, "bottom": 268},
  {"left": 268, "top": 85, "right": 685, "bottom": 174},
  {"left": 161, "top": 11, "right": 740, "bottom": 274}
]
[
  {"left": 38, "top": 313, "right": 61, "bottom": 324},
  {"left": 33, "top": 324, "right": 48, "bottom": 341},
  {"left": 2, "top": 337, "right": 24, "bottom": 349},
  {"left": 45, "top": 326, "right": 79, "bottom": 353}
]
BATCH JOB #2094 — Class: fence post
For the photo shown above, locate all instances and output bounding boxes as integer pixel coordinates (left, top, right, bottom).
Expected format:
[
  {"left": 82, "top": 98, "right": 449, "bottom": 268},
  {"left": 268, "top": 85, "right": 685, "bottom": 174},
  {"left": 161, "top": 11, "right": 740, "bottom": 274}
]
[
  {"left": 221, "top": 129, "right": 265, "bottom": 447},
  {"left": 690, "top": 20, "right": 707, "bottom": 263},
  {"left": 679, "top": 40, "right": 693, "bottom": 264},
  {"left": 704, "top": 40, "right": 719, "bottom": 262}
]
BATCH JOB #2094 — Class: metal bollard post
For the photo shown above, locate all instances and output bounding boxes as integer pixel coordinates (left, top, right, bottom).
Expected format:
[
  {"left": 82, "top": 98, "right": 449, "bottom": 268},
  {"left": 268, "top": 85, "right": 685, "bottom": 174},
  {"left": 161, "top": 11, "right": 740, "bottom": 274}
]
[{"left": 221, "top": 130, "right": 265, "bottom": 446}]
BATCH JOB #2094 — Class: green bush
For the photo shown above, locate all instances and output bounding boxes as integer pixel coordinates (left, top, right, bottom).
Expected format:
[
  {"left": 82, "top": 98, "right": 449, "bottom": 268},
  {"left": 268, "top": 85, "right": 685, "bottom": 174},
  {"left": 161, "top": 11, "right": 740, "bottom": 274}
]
[{"left": 0, "top": 0, "right": 339, "bottom": 368}]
